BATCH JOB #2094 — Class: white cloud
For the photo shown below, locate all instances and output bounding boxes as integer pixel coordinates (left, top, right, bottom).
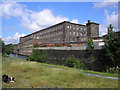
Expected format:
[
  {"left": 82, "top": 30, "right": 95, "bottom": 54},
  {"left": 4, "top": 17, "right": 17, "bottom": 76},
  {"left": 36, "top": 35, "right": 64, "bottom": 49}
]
[
  {"left": 2, "top": 33, "right": 26, "bottom": 44},
  {"left": 99, "top": 24, "right": 108, "bottom": 36},
  {"left": 1, "top": 2, "right": 78, "bottom": 33},
  {"left": 0, "top": 2, "right": 29, "bottom": 19},
  {"left": 93, "top": 0, "right": 119, "bottom": 8},
  {"left": 104, "top": 10, "right": 118, "bottom": 30},
  {"left": 99, "top": 10, "right": 118, "bottom": 36},
  {"left": 22, "top": 9, "right": 69, "bottom": 32},
  {"left": 70, "top": 19, "right": 79, "bottom": 23}
]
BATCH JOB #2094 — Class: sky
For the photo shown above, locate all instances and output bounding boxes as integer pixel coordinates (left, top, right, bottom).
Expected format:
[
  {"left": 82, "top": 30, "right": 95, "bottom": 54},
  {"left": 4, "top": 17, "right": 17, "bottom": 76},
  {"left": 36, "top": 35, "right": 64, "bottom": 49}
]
[{"left": 0, "top": 0, "right": 119, "bottom": 44}]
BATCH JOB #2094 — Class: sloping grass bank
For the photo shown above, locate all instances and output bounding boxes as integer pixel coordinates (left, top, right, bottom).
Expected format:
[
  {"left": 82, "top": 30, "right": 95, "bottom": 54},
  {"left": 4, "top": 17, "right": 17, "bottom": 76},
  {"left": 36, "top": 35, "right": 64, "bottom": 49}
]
[
  {"left": 38, "top": 63, "right": 119, "bottom": 78},
  {"left": 2, "top": 57, "right": 119, "bottom": 88}
]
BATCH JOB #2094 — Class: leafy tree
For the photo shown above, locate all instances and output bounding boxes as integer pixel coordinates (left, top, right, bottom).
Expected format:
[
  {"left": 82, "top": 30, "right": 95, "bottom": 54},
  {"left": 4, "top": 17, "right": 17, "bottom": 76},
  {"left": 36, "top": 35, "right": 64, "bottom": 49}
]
[
  {"left": 86, "top": 38, "right": 94, "bottom": 54},
  {"left": 4, "top": 44, "right": 14, "bottom": 55},
  {"left": 0, "top": 38, "right": 5, "bottom": 54},
  {"left": 103, "top": 24, "right": 120, "bottom": 70}
]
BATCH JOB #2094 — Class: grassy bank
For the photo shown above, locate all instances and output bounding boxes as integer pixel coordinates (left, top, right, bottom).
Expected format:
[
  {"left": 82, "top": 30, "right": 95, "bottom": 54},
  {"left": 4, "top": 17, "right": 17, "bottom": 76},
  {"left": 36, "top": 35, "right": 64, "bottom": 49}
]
[
  {"left": 2, "top": 56, "right": 119, "bottom": 88},
  {"left": 38, "top": 63, "right": 119, "bottom": 78},
  {"left": 0, "top": 53, "right": 2, "bottom": 62}
]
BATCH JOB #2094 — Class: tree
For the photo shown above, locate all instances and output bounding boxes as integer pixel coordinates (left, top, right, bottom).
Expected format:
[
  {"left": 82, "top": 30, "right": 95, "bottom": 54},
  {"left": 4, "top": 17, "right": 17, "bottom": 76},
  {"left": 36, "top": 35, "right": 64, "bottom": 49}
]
[
  {"left": 86, "top": 38, "right": 94, "bottom": 54},
  {"left": 103, "top": 24, "right": 120, "bottom": 70},
  {"left": 4, "top": 44, "right": 14, "bottom": 55},
  {"left": 0, "top": 38, "right": 5, "bottom": 54}
]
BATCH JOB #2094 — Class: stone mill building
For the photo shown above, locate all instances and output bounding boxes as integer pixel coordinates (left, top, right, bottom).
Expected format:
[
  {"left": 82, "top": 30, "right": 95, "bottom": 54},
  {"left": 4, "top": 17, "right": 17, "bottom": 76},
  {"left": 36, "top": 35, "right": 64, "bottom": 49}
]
[{"left": 14, "top": 20, "right": 100, "bottom": 56}]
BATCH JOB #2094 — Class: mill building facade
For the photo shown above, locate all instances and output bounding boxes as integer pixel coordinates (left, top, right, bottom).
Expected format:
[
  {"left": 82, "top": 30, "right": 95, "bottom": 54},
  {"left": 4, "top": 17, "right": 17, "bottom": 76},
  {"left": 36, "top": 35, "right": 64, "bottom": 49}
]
[{"left": 14, "top": 20, "right": 100, "bottom": 56}]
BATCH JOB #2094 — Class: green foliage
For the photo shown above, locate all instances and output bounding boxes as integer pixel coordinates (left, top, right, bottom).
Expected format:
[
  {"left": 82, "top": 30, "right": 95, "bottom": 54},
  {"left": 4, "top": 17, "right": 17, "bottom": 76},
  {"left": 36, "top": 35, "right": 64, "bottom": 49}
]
[
  {"left": 65, "top": 55, "right": 84, "bottom": 69},
  {"left": 0, "top": 38, "right": 5, "bottom": 55},
  {"left": 55, "top": 45, "right": 61, "bottom": 47},
  {"left": 27, "top": 50, "right": 47, "bottom": 63},
  {"left": 0, "top": 38, "right": 15, "bottom": 55},
  {"left": 4, "top": 44, "right": 14, "bottom": 55},
  {"left": 34, "top": 44, "right": 39, "bottom": 48},
  {"left": 38, "top": 50, "right": 47, "bottom": 63},
  {"left": 103, "top": 24, "right": 120, "bottom": 69},
  {"left": 86, "top": 38, "right": 94, "bottom": 54}
]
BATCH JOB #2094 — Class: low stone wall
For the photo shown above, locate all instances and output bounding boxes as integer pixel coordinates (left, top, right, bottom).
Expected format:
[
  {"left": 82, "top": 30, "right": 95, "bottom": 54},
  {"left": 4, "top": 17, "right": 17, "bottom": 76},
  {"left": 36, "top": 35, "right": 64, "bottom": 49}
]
[{"left": 39, "top": 48, "right": 105, "bottom": 72}]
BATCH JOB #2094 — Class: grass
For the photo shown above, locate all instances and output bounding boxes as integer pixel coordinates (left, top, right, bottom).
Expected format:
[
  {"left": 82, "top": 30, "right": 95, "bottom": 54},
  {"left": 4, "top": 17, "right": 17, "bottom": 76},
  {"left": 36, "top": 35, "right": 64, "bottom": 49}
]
[
  {"left": 2, "top": 56, "right": 119, "bottom": 88},
  {"left": 38, "top": 62, "right": 119, "bottom": 78},
  {"left": 0, "top": 53, "right": 2, "bottom": 62}
]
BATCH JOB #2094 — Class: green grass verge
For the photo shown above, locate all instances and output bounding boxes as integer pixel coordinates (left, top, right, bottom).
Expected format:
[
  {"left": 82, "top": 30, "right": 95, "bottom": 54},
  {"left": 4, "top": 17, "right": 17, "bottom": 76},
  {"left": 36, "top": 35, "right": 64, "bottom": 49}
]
[
  {"left": 38, "top": 62, "right": 119, "bottom": 78},
  {"left": 0, "top": 53, "right": 2, "bottom": 62},
  {"left": 2, "top": 56, "right": 119, "bottom": 88}
]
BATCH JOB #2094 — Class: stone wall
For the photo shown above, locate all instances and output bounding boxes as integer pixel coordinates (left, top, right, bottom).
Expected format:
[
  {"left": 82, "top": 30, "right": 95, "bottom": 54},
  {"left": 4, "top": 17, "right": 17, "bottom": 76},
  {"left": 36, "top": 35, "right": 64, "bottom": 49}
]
[{"left": 39, "top": 49, "right": 105, "bottom": 72}]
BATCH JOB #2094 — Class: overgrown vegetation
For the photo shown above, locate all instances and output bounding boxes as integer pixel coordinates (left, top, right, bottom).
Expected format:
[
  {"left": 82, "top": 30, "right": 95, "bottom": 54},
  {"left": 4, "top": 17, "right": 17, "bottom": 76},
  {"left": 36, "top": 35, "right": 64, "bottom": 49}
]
[
  {"left": 65, "top": 55, "right": 84, "bottom": 69},
  {"left": 0, "top": 38, "right": 5, "bottom": 54},
  {"left": 103, "top": 24, "right": 120, "bottom": 72},
  {"left": 2, "top": 56, "right": 118, "bottom": 88},
  {"left": 4, "top": 44, "right": 15, "bottom": 55},
  {"left": 86, "top": 38, "right": 94, "bottom": 54},
  {"left": 27, "top": 49, "right": 47, "bottom": 63},
  {"left": 0, "top": 38, "right": 16, "bottom": 56}
]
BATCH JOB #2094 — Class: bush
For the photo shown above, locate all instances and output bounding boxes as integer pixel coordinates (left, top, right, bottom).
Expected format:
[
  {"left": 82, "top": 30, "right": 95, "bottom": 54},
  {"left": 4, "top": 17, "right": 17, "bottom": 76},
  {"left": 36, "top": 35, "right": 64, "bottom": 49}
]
[
  {"left": 27, "top": 50, "right": 47, "bottom": 63},
  {"left": 55, "top": 45, "right": 61, "bottom": 47},
  {"left": 34, "top": 44, "right": 39, "bottom": 48},
  {"left": 65, "top": 55, "right": 84, "bottom": 69}
]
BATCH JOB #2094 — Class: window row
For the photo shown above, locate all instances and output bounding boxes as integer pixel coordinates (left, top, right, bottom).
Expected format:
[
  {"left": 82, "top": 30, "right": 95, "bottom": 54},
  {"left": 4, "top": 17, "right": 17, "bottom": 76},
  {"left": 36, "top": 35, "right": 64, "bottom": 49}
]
[{"left": 66, "top": 25, "right": 86, "bottom": 31}]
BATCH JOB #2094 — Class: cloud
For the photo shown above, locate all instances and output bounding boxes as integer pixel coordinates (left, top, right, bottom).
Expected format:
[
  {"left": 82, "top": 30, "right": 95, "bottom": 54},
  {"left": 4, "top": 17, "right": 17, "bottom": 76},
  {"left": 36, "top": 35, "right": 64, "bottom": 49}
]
[
  {"left": 1, "top": 2, "right": 78, "bottom": 32},
  {"left": 104, "top": 10, "right": 118, "bottom": 30},
  {"left": 0, "top": 2, "right": 29, "bottom": 19},
  {"left": 70, "top": 19, "right": 79, "bottom": 23},
  {"left": 22, "top": 9, "right": 69, "bottom": 32},
  {"left": 99, "top": 10, "right": 118, "bottom": 36},
  {"left": 99, "top": 24, "right": 108, "bottom": 36},
  {"left": 93, "top": 0, "right": 119, "bottom": 8},
  {"left": 2, "top": 33, "right": 26, "bottom": 44}
]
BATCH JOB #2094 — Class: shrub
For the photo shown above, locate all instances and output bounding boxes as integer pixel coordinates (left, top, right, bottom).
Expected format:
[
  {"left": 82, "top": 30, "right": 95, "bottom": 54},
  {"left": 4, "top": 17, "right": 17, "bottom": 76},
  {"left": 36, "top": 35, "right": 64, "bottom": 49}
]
[
  {"left": 34, "top": 44, "right": 39, "bottom": 48},
  {"left": 55, "top": 45, "right": 61, "bottom": 47},
  {"left": 27, "top": 50, "right": 47, "bottom": 63},
  {"left": 37, "top": 50, "right": 47, "bottom": 63},
  {"left": 65, "top": 55, "right": 84, "bottom": 69}
]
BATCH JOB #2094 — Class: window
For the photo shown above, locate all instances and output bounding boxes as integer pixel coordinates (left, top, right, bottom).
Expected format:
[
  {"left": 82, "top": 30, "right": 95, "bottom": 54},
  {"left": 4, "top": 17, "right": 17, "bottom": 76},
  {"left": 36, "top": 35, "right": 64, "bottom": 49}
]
[
  {"left": 66, "top": 25, "right": 69, "bottom": 29},
  {"left": 73, "top": 31, "right": 75, "bottom": 35},
  {"left": 69, "top": 25, "right": 72, "bottom": 29},
  {"left": 73, "top": 26, "right": 75, "bottom": 30}
]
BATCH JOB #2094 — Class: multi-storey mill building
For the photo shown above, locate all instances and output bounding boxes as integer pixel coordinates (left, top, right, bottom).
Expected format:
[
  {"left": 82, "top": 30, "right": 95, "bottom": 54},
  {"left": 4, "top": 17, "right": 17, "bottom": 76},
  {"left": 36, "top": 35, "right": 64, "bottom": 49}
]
[{"left": 14, "top": 20, "right": 99, "bottom": 56}]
